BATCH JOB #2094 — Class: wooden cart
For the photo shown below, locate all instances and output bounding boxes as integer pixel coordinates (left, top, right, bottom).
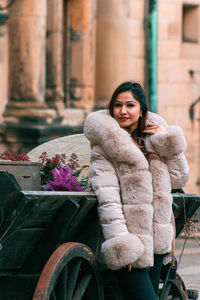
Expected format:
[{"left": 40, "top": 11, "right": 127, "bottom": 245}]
[
  {"left": 0, "top": 171, "right": 103, "bottom": 300},
  {"left": 0, "top": 170, "right": 200, "bottom": 300}
]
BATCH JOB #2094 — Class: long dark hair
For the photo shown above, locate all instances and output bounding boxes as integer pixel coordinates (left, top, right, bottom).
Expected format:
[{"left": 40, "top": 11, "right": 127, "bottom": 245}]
[{"left": 108, "top": 81, "right": 148, "bottom": 142}]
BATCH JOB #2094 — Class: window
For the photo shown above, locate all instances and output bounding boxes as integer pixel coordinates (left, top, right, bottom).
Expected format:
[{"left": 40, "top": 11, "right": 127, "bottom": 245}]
[{"left": 182, "top": 4, "right": 199, "bottom": 43}]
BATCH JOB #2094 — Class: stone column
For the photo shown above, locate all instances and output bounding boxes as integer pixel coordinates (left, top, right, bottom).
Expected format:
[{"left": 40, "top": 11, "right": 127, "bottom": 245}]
[
  {"left": 0, "top": 13, "right": 9, "bottom": 150},
  {"left": 8, "top": 0, "right": 47, "bottom": 106},
  {"left": 65, "top": 0, "right": 97, "bottom": 109},
  {"left": 0, "top": 13, "right": 9, "bottom": 123},
  {"left": 95, "top": 0, "right": 131, "bottom": 106},
  {"left": 95, "top": 0, "right": 146, "bottom": 107},
  {"left": 3, "top": 0, "right": 59, "bottom": 154},
  {"left": 46, "top": 0, "right": 64, "bottom": 109}
]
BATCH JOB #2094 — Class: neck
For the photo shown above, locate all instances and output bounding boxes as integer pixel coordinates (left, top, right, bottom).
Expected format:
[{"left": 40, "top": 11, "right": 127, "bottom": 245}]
[{"left": 126, "top": 123, "right": 139, "bottom": 135}]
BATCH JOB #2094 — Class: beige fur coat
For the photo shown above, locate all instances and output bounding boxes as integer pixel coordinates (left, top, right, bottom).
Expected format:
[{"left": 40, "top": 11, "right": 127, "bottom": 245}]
[{"left": 84, "top": 110, "right": 189, "bottom": 270}]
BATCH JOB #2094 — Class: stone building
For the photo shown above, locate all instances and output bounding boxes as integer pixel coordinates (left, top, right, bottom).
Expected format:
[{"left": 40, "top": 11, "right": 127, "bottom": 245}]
[{"left": 0, "top": 0, "right": 200, "bottom": 194}]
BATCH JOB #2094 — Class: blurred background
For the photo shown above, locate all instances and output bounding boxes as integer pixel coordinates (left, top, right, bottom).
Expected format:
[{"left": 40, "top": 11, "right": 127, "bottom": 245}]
[{"left": 0, "top": 0, "right": 200, "bottom": 194}]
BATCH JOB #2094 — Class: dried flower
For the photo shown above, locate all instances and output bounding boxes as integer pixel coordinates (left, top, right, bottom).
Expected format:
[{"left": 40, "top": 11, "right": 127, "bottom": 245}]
[
  {"left": 68, "top": 152, "right": 80, "bottom": 170},
  {"left": 0, "top": 150, "right": 30, "bottom": 161},
  {"left": 39, "top": 152, "right": 67, "bottom": 185},
  {"left": 15, "top": 153, "right": 30, "bottom": 161}
]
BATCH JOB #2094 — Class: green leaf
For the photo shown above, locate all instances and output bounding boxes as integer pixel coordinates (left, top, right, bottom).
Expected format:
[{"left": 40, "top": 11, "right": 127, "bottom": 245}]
[
  {"left": 73, "top": 169, "right": 82, "bottom": 176},
  {"left": 81, "top": 181, "right": 89, "bottom": 186}
]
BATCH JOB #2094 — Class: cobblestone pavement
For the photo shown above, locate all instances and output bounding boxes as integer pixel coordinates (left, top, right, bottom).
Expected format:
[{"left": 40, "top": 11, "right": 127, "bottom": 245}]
[{"left": 175, "top": 233, "right": 200, "bottom": 299}]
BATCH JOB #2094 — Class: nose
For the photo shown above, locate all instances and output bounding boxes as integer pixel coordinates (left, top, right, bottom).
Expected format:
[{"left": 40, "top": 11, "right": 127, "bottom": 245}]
[{"left": 120, "top": 105, "right": 127, "bottom": 114}]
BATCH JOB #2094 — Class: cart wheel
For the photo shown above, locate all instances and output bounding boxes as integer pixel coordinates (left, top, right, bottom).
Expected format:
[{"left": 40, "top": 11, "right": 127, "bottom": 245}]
[
  {"left": 161, "top": 273, "right": 188, "bottom": 300},
  {"left": 32, "top": 242, "right": 103, "bottom": 300}
]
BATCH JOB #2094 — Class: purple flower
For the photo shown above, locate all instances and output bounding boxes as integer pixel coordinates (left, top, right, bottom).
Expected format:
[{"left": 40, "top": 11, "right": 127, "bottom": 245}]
[{"left": 42, "top": 166, "right": 84, "bottom": 191}]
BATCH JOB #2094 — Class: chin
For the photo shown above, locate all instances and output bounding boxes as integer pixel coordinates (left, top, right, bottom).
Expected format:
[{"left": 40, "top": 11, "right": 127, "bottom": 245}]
[{"left": 119, "top": 122, "right": 131, "bottom": 128}]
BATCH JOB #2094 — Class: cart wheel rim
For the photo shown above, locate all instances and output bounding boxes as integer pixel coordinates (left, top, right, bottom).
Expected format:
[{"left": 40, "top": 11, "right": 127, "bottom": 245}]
[
  {"left": 33, "top": 242, "right": 103, "bottom": 300},
  {"left": 160, "top": 273, "right": 188, "bottom": 300}
]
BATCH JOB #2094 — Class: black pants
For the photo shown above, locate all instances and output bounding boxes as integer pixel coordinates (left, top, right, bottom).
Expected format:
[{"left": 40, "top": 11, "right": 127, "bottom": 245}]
[{"left": 114, "top": 254, "right": 164, "bottom": 300}]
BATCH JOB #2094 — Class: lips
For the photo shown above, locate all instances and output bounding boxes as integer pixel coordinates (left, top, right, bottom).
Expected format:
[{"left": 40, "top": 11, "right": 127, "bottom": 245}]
[{"left": 119, "top": 117, "right": 129, "bottom": 120}]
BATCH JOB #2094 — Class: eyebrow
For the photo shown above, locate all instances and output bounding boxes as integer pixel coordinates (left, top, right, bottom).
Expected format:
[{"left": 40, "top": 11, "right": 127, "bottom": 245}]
[{"left": 114, "top": 99, "right": 137, "bottom": 103}]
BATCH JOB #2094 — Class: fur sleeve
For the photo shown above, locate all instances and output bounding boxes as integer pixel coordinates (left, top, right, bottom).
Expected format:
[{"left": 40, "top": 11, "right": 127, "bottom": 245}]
[
  {"left": 145, "top": 113, "right": 189, "bottom": 187},
  {"left": 90, "top": 145, "right": 144, "bottom": 270},
  {"left": 166, "top": 153, "right": 189, "bottom": 188},
  {"left": 148, "top": 124, "right": 189, "bottom": 188},
  {"left": 150, "top": 126, "right": 187, "bottom": 158}
]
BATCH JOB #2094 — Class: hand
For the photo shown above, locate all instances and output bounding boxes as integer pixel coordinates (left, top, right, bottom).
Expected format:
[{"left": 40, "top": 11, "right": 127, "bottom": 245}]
[{"left": 144, "top": 122, "right": 167, "bottom": 135}]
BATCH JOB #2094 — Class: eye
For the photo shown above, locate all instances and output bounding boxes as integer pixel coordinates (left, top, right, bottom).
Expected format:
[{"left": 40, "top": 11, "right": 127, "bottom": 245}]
[
  {"left": 114, "top": 103, "right": 122, "bottom": 107},
  {"left": 127, "top": 103, "right": 134, "bottom": 107}
]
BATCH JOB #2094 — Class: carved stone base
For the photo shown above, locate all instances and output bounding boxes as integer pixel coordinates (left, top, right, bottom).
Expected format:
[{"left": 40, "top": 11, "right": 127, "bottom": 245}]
[{"left": 3, "top": 106, "right": 89, "bottom": 154}]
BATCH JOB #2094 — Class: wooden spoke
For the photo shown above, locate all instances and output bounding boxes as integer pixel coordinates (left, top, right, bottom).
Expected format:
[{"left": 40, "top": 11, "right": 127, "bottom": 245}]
[
  {"left": 72, "top": 274, "right": 92, "bottom": 300},
  {"left": 161, "top": 282, "right": 171, "bottom": 300},
  {"left": 66, "top": 260, "right": 82, "bottom": 300},
  {"left": 50, "top": 289, "right": 56, "bottom": 300},
  {"left": 54, "top": 266, "right": 68, "bottom": 300}
]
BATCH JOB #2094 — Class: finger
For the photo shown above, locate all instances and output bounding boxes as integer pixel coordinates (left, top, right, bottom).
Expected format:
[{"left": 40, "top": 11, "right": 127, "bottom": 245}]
[
  {"left": 145, "top": 123, "right": 159, "bottom": 128},
  {"left": 145, "top": 122, "right": 158, "bottom": 126},
  {"left": 144, "top": 125, "right": 166, "bottom": 134},
  {"left": 145, "top": 126, "right": 159, "bottom": 130},
  {"left": 143, "top": 129, "right": 158, "bottom": 135},
  {"left": 145, "top": 124, "right": 167, "bottom": 132},
  {"left": 144, "top": 127, "right": 158, "bottom": 131}
]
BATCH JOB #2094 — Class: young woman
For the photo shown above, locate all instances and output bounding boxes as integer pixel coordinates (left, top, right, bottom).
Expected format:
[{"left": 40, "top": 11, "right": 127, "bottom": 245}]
[{"left": 84, "top": 81, "right": 189, "bottom": 299}]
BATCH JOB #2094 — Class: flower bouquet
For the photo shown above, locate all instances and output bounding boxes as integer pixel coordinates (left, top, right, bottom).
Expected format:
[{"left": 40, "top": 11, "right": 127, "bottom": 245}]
[{"left": 39, "top": 152, "right": 88, "bottom": 192}]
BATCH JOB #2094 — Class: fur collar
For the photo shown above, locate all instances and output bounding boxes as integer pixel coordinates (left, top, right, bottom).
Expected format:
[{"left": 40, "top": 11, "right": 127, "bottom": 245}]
[{"left": 84, "top": 109, "right": 167, "bottom": 166}]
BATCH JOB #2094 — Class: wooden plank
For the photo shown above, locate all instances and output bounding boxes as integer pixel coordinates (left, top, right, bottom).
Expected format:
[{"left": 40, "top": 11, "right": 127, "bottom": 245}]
[
  {"left": 0, "top": 191, "right": 70, "bottom": 270},
  {"left": 20, "top": 193, "right": 69, "bottom": 229},
  {"left": 61, "top": 195, "right": 97, "bottom": 240},
  {"left": 22, "top": 191, "right": 95, "bottom": 198},
  {"left": 0, "top": 228, "right": 46, "bottom": 269},
  {"left": 0, "top": 171, "right": 21, "bottom": 194},
  {"left": 0, "top": 172, "right": 25, "bottom": 240},
  {"left": 70, "top": 202, "right": 101, "bottom": 256},
  {"left": 0, "top": 194, "right": 36, "bottom": 241},
  {"left": 20, "top": 197, "right": 80, "bottom": 273}
]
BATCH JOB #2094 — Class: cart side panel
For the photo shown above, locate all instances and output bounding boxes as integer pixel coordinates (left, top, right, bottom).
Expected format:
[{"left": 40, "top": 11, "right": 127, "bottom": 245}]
[
  {"left": 0, "top": 190, "right": 80, "bottom": 270},
  {"left": 20, "top": 195, "right": 97, "bottom": 274},
  {"left": 0, "top": 229, "right": 46, "bottom": 269}
]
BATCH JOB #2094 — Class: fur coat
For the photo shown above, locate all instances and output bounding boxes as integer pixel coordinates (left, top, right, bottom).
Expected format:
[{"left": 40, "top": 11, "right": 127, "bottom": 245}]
[{"left": 84, "top": 110, "right": 189, "bottom": 270}]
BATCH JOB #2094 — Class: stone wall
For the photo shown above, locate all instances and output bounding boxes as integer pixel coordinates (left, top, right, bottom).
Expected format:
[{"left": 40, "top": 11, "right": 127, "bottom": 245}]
[
  {"left": 0, "top": 0, "right": 199, "bottom": 193},
  {"left": 158, "top": 0, "right": 200, "bottom": 194}
]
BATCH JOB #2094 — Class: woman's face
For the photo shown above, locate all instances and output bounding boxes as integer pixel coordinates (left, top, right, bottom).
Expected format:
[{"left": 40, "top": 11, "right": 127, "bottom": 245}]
[{"left": 113, "top": 91, "right": 142, "bottom": 132}]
